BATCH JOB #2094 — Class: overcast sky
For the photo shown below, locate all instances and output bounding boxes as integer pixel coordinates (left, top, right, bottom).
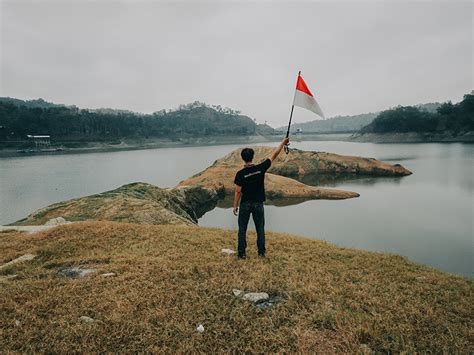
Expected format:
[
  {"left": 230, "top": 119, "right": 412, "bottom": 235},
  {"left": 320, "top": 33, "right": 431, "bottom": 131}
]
[{"left": 0, "top": 1, "right": 472, "bottom": 127}]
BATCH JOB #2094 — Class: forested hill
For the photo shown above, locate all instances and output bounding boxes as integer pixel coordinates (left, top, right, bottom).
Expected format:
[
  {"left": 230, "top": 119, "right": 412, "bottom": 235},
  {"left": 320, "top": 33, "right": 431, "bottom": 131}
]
[
  {"left": 283, "top": 112, "right": 378, "bottom": 133},
  {"left": 359, "top": 93, "right": 474, "bottom": 135},
  {"left": 0, "top": 97, "right": 65, "bottom": 109},
  {"left": 0, "top": 99, "right": 273, "bottom": 142},
  {"left": 281, "top": 103, "right": 442, "bottom": 134}
]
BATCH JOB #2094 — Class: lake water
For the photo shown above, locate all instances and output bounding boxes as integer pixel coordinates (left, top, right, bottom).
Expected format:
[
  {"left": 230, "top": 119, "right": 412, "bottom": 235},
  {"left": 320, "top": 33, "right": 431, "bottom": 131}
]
[{"left": 1, "top": 141, "right": 472, "bottom": 277}]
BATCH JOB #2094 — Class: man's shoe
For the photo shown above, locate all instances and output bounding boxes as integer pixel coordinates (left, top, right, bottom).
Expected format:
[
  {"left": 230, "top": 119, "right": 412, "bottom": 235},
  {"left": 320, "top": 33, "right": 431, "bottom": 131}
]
[
  {"left": 258, "top": 254, "right": 265, "bottom": 258},
  {"left": 238, "top": 255, "right": 247, "bottom": 260}
]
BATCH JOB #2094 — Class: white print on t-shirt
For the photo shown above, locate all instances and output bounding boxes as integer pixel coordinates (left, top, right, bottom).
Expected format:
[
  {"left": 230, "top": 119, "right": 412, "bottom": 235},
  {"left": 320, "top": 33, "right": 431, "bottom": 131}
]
[{"left": 244, "top": 170, "right": 261, "bottom": 178}]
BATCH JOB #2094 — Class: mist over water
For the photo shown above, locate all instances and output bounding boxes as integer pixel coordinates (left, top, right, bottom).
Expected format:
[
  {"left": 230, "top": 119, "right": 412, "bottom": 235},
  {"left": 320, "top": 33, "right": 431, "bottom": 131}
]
[{"left": 1, "top": 141, "right": 472, "bottom": 276}]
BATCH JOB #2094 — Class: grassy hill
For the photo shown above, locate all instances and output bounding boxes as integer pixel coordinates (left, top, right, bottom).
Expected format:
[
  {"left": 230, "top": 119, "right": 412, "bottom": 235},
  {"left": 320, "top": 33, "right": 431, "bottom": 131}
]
[{"left": 1, "top": 222, "right": 472, "bottom": 352}]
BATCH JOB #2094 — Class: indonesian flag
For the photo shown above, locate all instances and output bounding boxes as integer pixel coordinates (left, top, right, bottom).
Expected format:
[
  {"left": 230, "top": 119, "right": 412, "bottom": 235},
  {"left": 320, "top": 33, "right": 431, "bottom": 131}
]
[{"left": 293, "top": 73, "right": 325, "bottom": 118}]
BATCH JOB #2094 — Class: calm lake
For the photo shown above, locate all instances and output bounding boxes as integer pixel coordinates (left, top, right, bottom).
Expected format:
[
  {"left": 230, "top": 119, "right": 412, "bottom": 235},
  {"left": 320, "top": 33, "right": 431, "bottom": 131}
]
[{"left": 1, "top": 141, "right": 472, "bottom": 277}]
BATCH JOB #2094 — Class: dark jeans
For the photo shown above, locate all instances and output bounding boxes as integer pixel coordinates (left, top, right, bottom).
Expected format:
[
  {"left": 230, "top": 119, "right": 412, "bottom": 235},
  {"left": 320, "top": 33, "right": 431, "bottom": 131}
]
[{"left": 237, "top": 201, "right": 265, "bottom": 256}]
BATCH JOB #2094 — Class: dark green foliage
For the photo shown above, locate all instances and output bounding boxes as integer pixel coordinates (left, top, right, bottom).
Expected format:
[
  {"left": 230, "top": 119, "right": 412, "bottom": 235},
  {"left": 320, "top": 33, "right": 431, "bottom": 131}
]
[
  {"left": 283, "top": 103, "right": 440, "bottom": 134},
  {"left": 0, "top": 97, "right": 66, "bottom": 109},
  {"left": 360, "top": 93, "right": 474, "bottom": 134},
  {"left": 362, "top": 106, "right": 436, "bottom": 133},
  {"left": 0, "top": 100, "right": 257, "bottom": 142}
]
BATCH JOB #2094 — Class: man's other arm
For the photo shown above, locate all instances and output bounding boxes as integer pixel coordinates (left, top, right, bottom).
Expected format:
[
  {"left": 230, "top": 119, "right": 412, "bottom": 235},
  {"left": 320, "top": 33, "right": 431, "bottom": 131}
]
[
  {"left": 233, "top": 185, "right": 242, "bottom": 216},
  {"left": 270, "top": 137, "right": 290, "bottom": 162}
]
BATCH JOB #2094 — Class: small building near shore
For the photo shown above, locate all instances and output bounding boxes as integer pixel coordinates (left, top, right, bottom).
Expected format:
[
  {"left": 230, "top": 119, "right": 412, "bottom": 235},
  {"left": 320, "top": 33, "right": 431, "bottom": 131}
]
[{"left": 27, "top": 135, "right": 51, "bottom": 150}]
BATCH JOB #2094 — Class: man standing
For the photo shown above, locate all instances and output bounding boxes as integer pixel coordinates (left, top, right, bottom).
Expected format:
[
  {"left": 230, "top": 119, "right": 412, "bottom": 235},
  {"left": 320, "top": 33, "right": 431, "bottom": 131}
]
[{"left": 233, "top": 137, "right": 290, "bottom": 259}]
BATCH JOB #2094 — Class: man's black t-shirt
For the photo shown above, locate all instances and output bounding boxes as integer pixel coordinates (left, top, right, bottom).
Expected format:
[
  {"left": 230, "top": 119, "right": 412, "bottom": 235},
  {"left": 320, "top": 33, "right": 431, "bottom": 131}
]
[{"left": 234, "top": 158, "right": 272, "bottom": 203}]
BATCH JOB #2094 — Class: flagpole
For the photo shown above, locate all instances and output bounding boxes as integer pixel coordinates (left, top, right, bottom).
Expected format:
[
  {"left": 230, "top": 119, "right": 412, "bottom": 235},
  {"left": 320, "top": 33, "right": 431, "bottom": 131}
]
[{"left": 284, "top": 71, "right": 301, "bottom": 154}]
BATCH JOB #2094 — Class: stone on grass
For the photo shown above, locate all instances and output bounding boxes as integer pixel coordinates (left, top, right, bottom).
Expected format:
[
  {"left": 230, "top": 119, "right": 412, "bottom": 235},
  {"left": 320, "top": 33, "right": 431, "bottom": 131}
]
[
  {"left": 79, "top": 316, "right": 95, "bottom": 323},
  {"left": 59, "top": 267, "right": 96, "bottom": 278},
  {"left": 221, "top": 248, "right": 235, "bottom": 255},
  {"left": 0, "top": 254, "right": 36, "bottom": 271},
  {"left": 44, "top": 217, "right": 71, "bottom": 226},
  {"left": 196, "top": 324, "right": 205, "bottom": 333},
  {"left": 14, "top": 320, "right": 21, "bottom": 327},
  {"left": 234, "top": 290, "right": 284, "bottom": 309},
  {"left": 242, "top": 292, "right": 269, "bottom": 303}
]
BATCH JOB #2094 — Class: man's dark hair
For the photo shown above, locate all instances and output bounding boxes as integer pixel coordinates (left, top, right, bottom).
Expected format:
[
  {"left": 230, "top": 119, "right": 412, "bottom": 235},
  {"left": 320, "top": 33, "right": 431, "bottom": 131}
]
[{"left": 241, "top": 148, "right": 254, "bottom": 162}]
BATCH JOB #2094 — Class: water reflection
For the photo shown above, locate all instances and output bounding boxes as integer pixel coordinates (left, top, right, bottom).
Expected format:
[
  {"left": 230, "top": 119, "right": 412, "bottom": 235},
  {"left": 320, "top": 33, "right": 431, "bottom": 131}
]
[
  {"left": 212, "top": 173, "right": 408, "bottom": 212},
  {"left": 295, "top": 173, "right": 405, "bottom": 188},
  {"left": 217, "top": 195, "right": 320, "bottom": 209}
]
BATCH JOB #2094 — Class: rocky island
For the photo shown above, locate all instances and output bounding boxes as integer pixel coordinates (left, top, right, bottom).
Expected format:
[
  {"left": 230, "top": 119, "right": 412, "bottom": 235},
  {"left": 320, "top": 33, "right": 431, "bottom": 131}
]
[
  {"left": 12, "top": 147, "right": 411, "bottom": 226},
  {"left": 178, "top": 146, "right": 411, "bottom": 199}
]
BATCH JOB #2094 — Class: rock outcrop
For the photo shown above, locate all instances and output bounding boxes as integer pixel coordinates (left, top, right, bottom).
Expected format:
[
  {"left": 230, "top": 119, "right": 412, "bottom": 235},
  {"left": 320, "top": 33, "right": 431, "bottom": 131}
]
[
  {"left": 212, "top": 146, "right": 412, "bottom": 178},
  {"left": 14, "top": 182, "right": 219, "bottom": 226},
  {"left": 178, "top": 146, "right": 411, "bottom": 201},
  {"left": 179, "top": 165, "right": 359, "bottom": 202}
]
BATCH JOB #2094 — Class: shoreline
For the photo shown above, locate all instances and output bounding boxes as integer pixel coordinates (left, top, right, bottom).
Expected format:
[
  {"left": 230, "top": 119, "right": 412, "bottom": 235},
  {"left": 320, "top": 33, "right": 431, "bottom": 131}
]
[
  {"left": 3, "top": 131, "right": 473, "bottom": 158},
  {"left": 350, "top": 131, "right": 474, "bottom": 143},
  {"left": 0, "top": 133, "right": 352, "bottom": 158}
]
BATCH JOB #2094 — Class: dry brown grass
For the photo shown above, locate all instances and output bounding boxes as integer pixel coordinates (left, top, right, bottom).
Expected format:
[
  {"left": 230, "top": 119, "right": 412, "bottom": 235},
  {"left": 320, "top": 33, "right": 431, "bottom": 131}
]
[{"left": 0, "top": 222, "right": 472, "bottom": 352}]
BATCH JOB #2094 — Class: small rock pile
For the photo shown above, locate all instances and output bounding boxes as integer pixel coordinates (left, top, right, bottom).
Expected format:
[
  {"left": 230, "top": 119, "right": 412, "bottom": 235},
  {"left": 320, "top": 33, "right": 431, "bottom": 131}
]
[
  {"left": 232, "top": 289, "right": 284, "bottom": 309},
  {"left": 58, "top": 266, "right": 96, "bottom": 278}
]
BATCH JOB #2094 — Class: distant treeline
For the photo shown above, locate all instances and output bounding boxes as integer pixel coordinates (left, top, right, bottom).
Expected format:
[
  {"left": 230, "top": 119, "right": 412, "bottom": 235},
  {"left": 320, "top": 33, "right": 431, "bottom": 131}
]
[
  {"left": 283, "top": 103, "right": 442, "bottom": 134},
  {"left": 0, "top": 99, "right": 268, "bottom": 142},
  {"left": 360, "top": 93, "right": 474, "bottom": 134},
  {"left": 284, "top": 112, "right": 378, "bottom": 133}
]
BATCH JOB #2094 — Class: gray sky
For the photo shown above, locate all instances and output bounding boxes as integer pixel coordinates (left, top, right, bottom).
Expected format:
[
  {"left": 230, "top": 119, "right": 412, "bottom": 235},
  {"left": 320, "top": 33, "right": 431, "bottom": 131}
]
[{"left": 1, "top": 0, "right": 472, "bottom": 127}]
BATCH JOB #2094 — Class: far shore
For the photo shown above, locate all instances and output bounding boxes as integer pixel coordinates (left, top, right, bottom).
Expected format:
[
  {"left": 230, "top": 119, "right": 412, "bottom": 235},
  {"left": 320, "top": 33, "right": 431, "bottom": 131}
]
[
  {"left": 350, "top": 131, "right": 474, "bottom": 143},
  {"left": 0, "top": 133, "right": 352, "bottom": 158},
  {"left": 3, "top": 131, "right": 473, "bottom": 158}
]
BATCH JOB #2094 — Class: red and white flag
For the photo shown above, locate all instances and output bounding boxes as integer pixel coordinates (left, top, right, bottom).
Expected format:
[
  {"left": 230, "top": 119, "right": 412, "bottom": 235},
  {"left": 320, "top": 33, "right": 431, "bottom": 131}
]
[{"left": 293, "top": 74, "right": 325, "bottom": 118}]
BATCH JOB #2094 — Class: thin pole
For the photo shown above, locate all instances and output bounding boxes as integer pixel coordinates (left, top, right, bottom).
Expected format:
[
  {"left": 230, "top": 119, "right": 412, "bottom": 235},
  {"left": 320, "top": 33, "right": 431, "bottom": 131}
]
[
  {"left": 285, "top": 104, "right": 295, "bottom": 138},
  {"left": 284, "top": 71, "right": 301, "bottom": 154}
]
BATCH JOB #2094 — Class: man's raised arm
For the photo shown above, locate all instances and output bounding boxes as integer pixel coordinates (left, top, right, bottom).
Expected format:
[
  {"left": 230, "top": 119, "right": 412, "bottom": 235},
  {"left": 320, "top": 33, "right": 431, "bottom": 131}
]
[{"left": 270, "top": 137, "right": 290, "bottom": 162}]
